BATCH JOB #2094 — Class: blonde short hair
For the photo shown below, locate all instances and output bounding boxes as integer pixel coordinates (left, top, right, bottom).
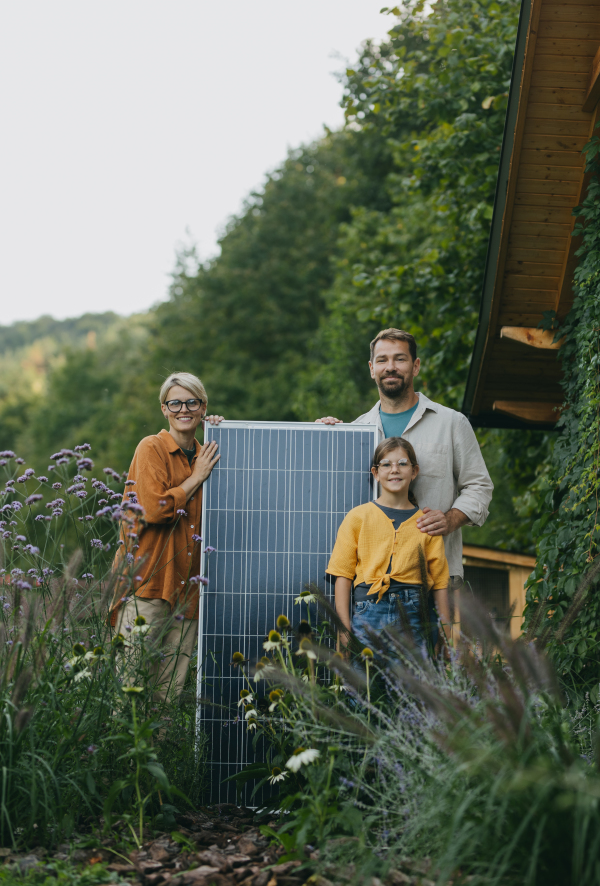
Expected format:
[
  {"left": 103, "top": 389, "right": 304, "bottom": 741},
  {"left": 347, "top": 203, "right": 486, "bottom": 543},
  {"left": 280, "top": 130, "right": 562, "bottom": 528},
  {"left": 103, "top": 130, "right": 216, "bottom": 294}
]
[{"left": 159, "top": 372, "right": 208, "bottom": 406}]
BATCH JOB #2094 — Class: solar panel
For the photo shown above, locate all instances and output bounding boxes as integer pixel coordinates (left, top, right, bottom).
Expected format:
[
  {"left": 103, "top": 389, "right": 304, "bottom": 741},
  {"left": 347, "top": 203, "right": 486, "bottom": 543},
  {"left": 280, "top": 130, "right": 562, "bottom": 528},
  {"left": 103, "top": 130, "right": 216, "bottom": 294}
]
[{"left": 195, "top": 421, "right": 380, "bottom": 805}]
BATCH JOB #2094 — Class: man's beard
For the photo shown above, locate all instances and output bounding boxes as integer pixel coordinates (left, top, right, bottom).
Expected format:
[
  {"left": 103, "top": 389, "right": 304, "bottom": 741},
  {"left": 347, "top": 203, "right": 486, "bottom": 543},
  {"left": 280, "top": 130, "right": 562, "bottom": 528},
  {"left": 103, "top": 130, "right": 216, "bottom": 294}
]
[{"left": 378, "top": 374, "right": 407, "bottom": 399}]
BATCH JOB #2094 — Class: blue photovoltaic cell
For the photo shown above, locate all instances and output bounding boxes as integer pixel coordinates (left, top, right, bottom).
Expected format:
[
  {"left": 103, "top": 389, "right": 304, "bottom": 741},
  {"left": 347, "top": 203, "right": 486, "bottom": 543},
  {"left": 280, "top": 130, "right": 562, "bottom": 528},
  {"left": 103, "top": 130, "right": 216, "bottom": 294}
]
[{"left": 196, "top": 422, "right": 379, "bottom": 805}]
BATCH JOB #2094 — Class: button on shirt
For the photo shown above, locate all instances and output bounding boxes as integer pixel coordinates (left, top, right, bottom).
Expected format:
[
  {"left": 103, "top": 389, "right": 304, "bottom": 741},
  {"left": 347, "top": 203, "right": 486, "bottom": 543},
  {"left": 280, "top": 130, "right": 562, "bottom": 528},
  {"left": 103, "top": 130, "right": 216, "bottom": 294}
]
[
  {"left": 352, "top": 393, "right": 493, "bottom": 578},
  {"left": 109, "top": 429, "right": 202, "bottom": 623}
]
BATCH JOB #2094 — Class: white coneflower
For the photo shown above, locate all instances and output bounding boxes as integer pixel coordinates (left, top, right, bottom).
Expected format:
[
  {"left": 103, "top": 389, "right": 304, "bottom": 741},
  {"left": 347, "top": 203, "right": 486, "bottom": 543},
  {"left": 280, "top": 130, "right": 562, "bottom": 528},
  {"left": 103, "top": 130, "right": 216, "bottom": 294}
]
[
  {"left": 122, "top": 685, "right": 143, "bottom": 695},
  {"left": 131, "top": 615, "right": 151, "bottom": 636},
  {"left": 247, "top": 717, "right": 258, "bottom": 732},
  {"left": 295, "top": 638, "right": 317, "bottom": 660},
  {"left": 286, "top": 747, "right": 320, "bottom": 772},
  {"left": 268, "top": 767, "right": 288, "bottom": 784},
  {"left": 294, "top": 590, "right": 317, "bottom": 605},
  {"left": 268, "top": 689, "right": 283, "bottom": 712},
  {"left": 238, "top": 690, "right": 253, "bottom": 707},
  {"left": 73, "top": 668, "right": 92, "bottom": 683},
  {"left": 263, "top": 630, "right": 282, "bottom": 652},
  {"left": 244, "top": 707, "right": 258, "bottom": 720}
]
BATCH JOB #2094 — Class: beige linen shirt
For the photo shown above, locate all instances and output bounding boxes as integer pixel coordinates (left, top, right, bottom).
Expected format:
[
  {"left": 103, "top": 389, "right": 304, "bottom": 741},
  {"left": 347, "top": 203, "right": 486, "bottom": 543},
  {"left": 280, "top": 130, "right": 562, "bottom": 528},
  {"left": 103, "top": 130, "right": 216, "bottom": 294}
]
[{"left": 352, "top": 393, "right": 493, "bottom": 578}]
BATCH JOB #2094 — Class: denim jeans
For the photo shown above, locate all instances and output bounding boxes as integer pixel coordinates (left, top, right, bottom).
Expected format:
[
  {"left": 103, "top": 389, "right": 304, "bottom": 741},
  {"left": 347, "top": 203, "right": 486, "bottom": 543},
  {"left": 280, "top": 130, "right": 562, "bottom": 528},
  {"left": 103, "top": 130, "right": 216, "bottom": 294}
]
[{"left": 352, "top": 588, "right": 439, "bottom": 654}]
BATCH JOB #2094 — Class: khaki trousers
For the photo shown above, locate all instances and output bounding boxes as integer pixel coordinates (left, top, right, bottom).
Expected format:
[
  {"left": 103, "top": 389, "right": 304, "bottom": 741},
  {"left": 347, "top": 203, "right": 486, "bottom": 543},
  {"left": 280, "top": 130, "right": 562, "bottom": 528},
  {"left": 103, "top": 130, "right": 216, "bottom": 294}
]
[{"left": 115, "top": 597, "right": 197, "bottom": 704}]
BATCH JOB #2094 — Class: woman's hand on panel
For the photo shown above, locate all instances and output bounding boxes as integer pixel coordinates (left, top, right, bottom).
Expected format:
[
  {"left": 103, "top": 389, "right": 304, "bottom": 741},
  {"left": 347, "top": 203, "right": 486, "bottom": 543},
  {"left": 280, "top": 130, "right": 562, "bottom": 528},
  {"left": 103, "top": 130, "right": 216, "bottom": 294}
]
[
  {"left": 192, "top": 440, "right": 220, "bottom": 486},
  {"left": 205, "top": 414, "right": 225, "bottom": 425}
]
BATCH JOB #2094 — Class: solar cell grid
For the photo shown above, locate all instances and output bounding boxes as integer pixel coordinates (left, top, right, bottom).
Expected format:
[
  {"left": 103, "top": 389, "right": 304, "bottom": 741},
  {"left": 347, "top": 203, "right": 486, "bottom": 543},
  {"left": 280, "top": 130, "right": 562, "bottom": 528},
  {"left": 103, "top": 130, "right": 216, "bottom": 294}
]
[{"left": 196, "top": 421, "right": 379, "bottom": 804}]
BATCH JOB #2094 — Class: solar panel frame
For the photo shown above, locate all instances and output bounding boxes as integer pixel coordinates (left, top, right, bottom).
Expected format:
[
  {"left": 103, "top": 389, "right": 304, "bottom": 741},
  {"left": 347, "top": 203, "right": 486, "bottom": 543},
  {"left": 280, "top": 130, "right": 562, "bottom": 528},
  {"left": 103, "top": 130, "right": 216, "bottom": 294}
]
[{"left": 195, "top": 420, "right": 380, "bottom": 805}]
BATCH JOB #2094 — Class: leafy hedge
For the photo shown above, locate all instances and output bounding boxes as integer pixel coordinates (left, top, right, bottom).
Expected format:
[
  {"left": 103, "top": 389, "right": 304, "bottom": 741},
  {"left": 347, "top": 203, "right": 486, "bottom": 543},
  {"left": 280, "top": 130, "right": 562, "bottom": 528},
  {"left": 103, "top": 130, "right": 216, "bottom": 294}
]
[{"left": 525, "top": 127, "right": 600, "bottom": 685}]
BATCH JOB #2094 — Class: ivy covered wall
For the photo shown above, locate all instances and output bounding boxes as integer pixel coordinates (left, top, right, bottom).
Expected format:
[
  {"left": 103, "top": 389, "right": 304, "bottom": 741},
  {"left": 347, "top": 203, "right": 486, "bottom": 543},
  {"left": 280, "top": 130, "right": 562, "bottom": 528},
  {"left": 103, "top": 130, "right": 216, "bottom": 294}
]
[{"left": 526, "top": 128, "right": 600, "bottom": 685}]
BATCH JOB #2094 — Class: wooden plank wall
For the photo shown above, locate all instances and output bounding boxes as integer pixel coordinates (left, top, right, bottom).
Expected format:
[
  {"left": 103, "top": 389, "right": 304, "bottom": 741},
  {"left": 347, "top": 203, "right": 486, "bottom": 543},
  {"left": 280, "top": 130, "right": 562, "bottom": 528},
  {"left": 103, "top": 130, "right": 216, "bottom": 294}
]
[{"left": 476, "top": 0, "right": 600, "bottom": 414}]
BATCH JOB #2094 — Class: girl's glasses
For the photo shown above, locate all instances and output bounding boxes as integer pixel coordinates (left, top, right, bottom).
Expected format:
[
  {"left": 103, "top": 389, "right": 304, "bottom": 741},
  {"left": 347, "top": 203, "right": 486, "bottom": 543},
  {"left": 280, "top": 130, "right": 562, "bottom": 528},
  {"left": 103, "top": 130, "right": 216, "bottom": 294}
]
[
  {"left": 165, "top": 399, "right": 204, "bottom": 413},
  {"left": 377, "top": 459, "right": 411, "bottom": 470}
]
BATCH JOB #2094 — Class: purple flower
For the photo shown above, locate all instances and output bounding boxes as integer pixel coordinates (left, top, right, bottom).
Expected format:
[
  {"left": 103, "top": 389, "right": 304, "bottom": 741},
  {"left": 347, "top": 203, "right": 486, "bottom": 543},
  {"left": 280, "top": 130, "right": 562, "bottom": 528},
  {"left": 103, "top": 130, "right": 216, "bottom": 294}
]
[
  {"left": 126, "top": 553, "right": 134, "bottom": 563},
  {"left": 24, "top": 469, "right": 35, "bottom": 478},
  {"left": 175, "top": 614, "right": 184, "bottom": 621},
  {"left": 0, "top": 451, "right": 15, "bottom": 459},
  {"left": 75, "top": 491, "right": 87, "bottom": 499},
  {"left": 52, "top": 508, "right": 63, "bottom": 517},
  {"left": 86, "top": 744, "right": 98, "bottom": 754},
  {"left": 15, "top": 458, "right": 25, "bottom": 465},
  {"left": 11, "top": 502, "right": 22, "bottom": 512},
  {"left": 159, "top": 499, "right": 167, "bottom": 506},
  {"left": 103, "top": 467, "right": 121, "bottom": 481},
  {"left": 15, "top": 535, "right": 26, "bottom": 543},
  {"left": 0, "top": 460, "right": 5, "bottom": 467},
  {"left": 5, "top": 480, "right": 14, "bottom": 487},
  {"left": 25, "top": 494, "right": 43, "bottom": 505},
  {"left": 77, "top": 458, "right": 94, "bottom": 471},
  {"left": 125, "top": 502, "right": 144, "bottom": 513},
  {"left": 16, "top": 476, "right": 27, "bottom": 483},
  {"left": 199, "top": 576, "right": 209, "bottom": 586},
  {"left": 176, "top": 509, "right": 187, "bottom": 517},
  {"left": 191, "top": 534, "right": 202, "bottom": 543},
  {"left": 34, "top": 515, "right": 45, "bottom": 522},
  {"left": 37, "top": 476, "right": 48, "bottom": 483},
  {"left": 82, "top": 573, "right": 94, "bottom": 580},
  {"left": 95, "top": 507, "right": 112, "bottom": 517},
  {"left": 204, "top": 546, "right": 216, "bottom": 555},
  {"left": 24, "top": 544, "right": 40, "bottom": 555},
  {"left": 14, "top": 581, "right": 32, "bottom": 591},
  {"left": 125, "top": 480, "right": 136, "bottom": 486},
  {"left": 52, "top": 482, "right": 62, "bottom": 490},
  {"left": 90, "top": 539, "right": 103, "bottom": 548},
  {"left": 56, "top": 457, "right": 69, "bottom": 466},
  {"left": 74, "top": 443, "right": 91, "bottom": 452},
  {"left": 67, "top": 484, "right": 85, "bottom": 494}
]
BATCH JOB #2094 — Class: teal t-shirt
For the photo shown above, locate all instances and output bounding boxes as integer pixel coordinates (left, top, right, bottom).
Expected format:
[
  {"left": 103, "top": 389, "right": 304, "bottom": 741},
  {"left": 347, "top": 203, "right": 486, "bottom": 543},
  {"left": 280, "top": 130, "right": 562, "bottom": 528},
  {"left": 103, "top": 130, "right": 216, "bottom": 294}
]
[{"left": 380, "top": 401, "right": 419, "bottom": 439}]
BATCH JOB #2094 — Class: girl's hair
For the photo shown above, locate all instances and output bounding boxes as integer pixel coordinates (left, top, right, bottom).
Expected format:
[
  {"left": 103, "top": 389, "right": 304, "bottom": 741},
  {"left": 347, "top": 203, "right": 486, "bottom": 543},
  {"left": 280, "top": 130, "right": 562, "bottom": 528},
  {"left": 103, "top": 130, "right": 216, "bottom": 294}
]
[
  {"left": 372, "top": 436, "right": 419, "bottom": 508},
  {"left": 159, "top": 372, "right": 208, "bottom": 406}
]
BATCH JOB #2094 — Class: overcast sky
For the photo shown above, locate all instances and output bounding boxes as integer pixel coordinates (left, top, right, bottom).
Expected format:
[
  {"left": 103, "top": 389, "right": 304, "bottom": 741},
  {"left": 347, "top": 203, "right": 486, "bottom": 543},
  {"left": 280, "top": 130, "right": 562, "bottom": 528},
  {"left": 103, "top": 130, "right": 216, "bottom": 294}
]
[{"left": 0, "top": 2, "right": 393, "bottom": 326}]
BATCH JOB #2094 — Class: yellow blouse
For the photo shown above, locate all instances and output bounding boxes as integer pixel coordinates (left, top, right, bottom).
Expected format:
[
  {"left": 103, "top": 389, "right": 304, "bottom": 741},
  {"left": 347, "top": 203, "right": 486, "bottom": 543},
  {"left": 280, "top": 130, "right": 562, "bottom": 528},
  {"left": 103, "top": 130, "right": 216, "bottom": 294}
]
[{"left": 326, "top": 503, "right": 450, "bottom": 602}]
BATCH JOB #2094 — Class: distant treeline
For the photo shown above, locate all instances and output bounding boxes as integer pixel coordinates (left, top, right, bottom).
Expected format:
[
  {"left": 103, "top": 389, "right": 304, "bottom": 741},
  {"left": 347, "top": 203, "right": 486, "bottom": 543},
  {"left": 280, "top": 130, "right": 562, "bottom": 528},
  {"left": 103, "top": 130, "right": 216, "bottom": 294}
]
[{"left": 0, "top": 0, "right": 551, "bottom": 552}]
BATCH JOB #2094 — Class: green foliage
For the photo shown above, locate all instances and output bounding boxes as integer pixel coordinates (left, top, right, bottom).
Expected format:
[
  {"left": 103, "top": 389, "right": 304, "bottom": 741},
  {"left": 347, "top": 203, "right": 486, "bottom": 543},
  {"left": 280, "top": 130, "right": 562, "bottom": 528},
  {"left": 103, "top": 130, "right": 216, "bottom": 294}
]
[
  {"left": 297, "top": 0, "right": 519, "bottom": 417},
  {"left": 146, "top": 129, "right": 393, "bottom": 421},
  {"left": 0, "top": 447, "right": 206, "bottom": 850},
  {"left": 246, "top": 598, "right": 600, "bottom": 884},
  {"left": 525, "top": 127, "right": 600, "bottom": 681}
]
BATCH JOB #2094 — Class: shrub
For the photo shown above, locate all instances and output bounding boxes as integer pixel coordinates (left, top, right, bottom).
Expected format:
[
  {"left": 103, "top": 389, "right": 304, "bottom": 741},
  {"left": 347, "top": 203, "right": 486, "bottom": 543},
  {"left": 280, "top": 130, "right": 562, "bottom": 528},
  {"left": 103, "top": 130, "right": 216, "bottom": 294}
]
[{"left": 0, "top": 447, "right": 206, "bottom": 850}]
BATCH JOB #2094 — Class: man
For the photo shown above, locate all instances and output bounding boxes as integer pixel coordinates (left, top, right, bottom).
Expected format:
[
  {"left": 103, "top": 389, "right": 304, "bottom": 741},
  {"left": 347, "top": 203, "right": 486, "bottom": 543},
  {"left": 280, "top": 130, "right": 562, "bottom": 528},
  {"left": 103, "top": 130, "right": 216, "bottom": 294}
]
[{"left": 317, "top": 328, "right": 493, "bottom": 604}]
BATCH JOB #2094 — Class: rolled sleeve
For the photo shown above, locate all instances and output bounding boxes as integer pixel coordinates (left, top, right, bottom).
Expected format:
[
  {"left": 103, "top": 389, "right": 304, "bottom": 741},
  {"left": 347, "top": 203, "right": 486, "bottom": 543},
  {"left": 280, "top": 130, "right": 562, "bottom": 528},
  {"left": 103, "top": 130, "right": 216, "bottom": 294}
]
[
  {"left": 451, "top": 415, "right": 493, "bottom": 527},
  {"left": 326, "top": 512, "right": 360, "bottom": 579},
  {"left": 133, "top": 439, "right": 187, "bottom": 523},
  {"left": 427, "top": 535, "right": 450, "bottom": 590}
]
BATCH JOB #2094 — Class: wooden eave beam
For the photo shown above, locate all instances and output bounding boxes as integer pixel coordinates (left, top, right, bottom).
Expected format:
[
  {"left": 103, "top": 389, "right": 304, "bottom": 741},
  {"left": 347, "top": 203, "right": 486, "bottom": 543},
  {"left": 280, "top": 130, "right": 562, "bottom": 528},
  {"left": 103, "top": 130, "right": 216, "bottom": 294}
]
[
  {"left": 500, "top": 327, "right": 563, "bottom": 349},
  {"left": 493, "top": 401, "right": 560, "bottom": 424},
  {"left": 583, "top": 45, "right": 600, "bottom": 113}
]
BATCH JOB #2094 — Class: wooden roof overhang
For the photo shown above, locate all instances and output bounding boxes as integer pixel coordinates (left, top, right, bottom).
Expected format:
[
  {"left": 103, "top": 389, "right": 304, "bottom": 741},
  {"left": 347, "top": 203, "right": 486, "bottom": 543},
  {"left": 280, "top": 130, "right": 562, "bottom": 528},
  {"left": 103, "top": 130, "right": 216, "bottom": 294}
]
[{"left": 463, "top": 0, "right": 600, "bottom": 429}]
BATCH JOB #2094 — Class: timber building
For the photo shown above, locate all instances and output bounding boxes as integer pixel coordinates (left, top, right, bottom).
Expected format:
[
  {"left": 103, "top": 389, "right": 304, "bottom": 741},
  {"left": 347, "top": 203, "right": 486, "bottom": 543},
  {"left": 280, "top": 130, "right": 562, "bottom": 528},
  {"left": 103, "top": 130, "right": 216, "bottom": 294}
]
[{"left": 463, "top": 0, "right": 600, "bottom": 429}]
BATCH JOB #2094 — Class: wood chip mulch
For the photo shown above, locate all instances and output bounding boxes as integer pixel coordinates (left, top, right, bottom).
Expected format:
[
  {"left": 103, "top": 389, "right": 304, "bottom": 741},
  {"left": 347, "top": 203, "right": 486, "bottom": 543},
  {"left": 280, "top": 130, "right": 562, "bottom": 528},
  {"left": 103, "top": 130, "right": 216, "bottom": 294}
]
[{"left": 0, "top": 805, "right": 439, "bottom": 886}]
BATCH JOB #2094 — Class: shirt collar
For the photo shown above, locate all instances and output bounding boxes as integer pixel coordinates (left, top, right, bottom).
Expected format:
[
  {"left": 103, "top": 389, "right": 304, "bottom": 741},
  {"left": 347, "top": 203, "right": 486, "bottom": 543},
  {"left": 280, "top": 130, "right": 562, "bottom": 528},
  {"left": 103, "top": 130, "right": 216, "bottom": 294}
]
[
  {"left": 375, "top": 391, "right": 438, "bottom": 416},
  {"left": 158, "top": 428, "right": 198, "bottom": 455}
]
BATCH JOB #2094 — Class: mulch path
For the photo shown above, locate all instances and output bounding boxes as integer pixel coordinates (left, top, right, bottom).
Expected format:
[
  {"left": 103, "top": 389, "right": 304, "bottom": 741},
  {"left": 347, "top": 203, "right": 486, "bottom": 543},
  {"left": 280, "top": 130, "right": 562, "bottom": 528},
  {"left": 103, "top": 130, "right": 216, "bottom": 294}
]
[{"left": 0, "top": 805, "right": 437, "bottom": 886}]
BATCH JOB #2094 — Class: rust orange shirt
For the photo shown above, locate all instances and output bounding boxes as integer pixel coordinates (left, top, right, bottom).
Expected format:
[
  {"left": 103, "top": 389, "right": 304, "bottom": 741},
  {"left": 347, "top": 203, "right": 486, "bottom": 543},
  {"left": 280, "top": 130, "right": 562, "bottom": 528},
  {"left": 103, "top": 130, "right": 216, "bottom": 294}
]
[{"left": 110, "top": 429, "right": 203, "bottom": 623}]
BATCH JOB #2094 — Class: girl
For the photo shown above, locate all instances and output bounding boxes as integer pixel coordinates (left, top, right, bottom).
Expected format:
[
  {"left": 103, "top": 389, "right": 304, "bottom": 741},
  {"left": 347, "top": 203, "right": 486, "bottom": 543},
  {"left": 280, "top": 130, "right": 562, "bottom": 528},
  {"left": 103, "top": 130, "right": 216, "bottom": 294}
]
[{"left": 327, "top": 436, "right": 450, "bottom": 656}]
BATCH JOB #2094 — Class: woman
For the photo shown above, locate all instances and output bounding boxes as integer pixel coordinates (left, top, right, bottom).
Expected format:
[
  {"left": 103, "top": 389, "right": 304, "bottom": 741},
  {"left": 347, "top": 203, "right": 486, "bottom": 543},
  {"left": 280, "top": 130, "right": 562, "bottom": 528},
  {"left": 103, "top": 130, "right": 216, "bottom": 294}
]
[
  {"left": 327, "top": 437, "right": 450, "bottom": 657},
  {"left": 110, "top": 371, "right": 222, "bottom": 702}
]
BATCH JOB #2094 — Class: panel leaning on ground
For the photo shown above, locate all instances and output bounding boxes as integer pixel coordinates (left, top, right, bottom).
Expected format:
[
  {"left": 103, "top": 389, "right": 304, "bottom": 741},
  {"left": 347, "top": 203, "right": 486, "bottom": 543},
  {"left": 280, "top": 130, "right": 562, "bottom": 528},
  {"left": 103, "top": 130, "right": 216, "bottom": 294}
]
[{"left": 196, "top": 421, "right": 380, "bottom": 805}]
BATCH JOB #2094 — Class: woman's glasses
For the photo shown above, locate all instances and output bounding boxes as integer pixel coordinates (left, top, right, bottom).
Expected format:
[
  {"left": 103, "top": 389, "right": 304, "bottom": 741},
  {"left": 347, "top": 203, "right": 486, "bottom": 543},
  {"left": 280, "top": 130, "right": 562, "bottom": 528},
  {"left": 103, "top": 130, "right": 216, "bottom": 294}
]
[
  {"left": 165, "top": 399, "right": 204, "bottom": 413},
  {"left": 376, "top": 459, "right": 411, "bottom": 470}
]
